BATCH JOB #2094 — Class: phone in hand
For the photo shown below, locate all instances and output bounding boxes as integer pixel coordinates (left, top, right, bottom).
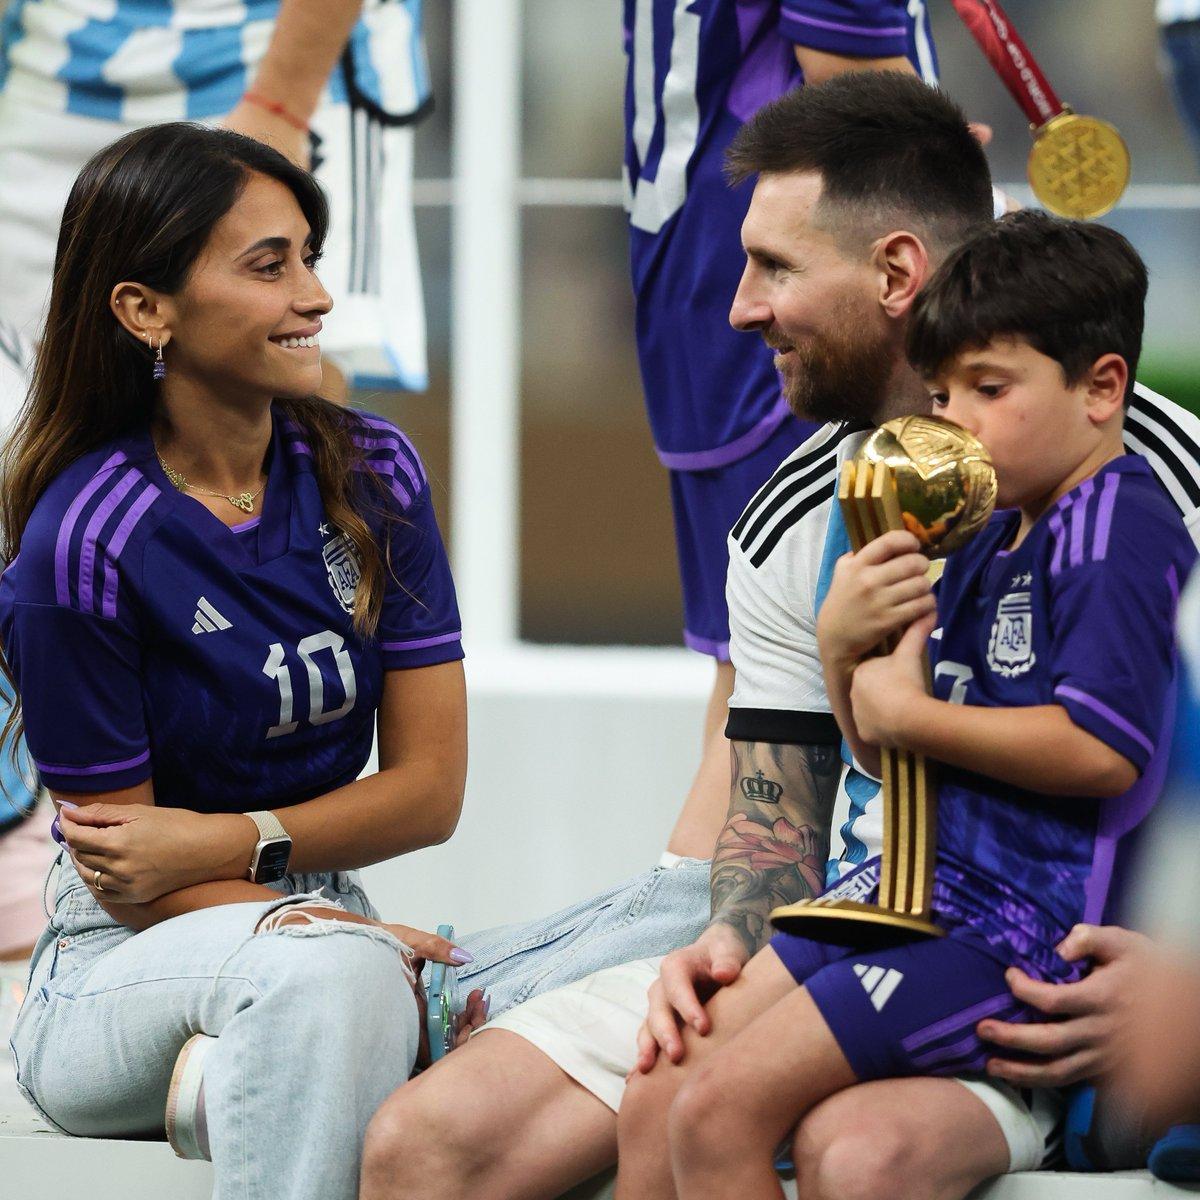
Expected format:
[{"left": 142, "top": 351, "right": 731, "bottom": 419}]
[{"left": 427, "top": 923, "right": 456, "bottom": 1062}]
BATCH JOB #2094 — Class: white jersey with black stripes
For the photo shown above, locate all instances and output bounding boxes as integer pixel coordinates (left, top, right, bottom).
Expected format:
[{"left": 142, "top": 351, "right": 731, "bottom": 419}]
[{"left": 726, "top": 383, "right": 1200, "bottom": 881}]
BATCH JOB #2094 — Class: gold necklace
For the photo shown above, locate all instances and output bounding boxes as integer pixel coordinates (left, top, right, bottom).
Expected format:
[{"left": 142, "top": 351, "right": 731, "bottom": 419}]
[{"left": 157, "top": 454, "right": 266, "bottom": 514}]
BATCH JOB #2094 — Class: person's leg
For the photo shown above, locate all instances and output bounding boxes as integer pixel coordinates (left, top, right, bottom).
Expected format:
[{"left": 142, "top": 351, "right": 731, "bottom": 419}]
[
  {"left": 793, "top": 1078, "right": 1011, "bottom": 1200},
  {"left": 666, "top": 985, "right": 856, "bottom": 1200},
  {"left": 22, "top": 896, "right": 418, "bottom": 1200},
  {"left": 363, "top": 955, "right": 662, "bottom": 1199},
  {"left": 614, "top": 945, "right": 801, "bottom": 1200},
  {"left": 360, "top": 1031, "right": 616, "bottom": 1200}
]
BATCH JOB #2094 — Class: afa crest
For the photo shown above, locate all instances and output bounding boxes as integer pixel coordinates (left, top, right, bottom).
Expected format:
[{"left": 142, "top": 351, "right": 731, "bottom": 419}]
[
  {"left": 321, "top": 527, "right": 362, "bottom": 614},
  {"left": 987, "top": 592, "right": 1036, "bottom": 677}
]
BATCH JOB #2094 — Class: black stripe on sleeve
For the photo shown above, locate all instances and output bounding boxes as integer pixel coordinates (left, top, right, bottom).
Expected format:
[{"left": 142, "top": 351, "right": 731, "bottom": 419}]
[
  {"left": 725, "top": 707, "right": 841, "bottom": 745},
  {"left": 1124, "top": 413, "right": 1200, "bottom": 508},
  {"left": 738, "top": 453, "right": 839, "bottom": 554},
  {"left": 730, "top": 421, "right": 866, "bottom": 542},
  {"left": 748, "top": 469, "right": 840, "bottom": 567}
]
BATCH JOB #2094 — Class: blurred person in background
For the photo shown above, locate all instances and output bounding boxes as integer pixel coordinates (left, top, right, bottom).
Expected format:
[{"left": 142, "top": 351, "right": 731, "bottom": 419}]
[
  {"left": 1106, "top": 572, "right": 1200, "bottom": 1182},
  {"left": 620, "top": 0, "right": 938, "bottom": 885},
  {"left": 1159, "top": 1, "right": 1200, "bottom": 169},
  {"left": 0, "top": 320, "right": 47, "bottom": 1046},
  {"left": 0, "top": 0, "right": 430, "bottom": 400}
]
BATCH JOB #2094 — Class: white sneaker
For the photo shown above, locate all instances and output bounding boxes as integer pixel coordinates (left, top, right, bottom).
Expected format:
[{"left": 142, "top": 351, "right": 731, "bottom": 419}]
[{"left": 165, "top": 1033, "right": 215, "bottom": 1160}]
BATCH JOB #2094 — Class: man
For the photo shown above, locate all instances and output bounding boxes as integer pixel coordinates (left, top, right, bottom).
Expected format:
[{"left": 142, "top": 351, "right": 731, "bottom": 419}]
[
  {"left": 360, "top": 76, "right": 1200, "bottom": 1200},
  {"left": 0, "top": 0, "right": 428, "bottom": 396}
]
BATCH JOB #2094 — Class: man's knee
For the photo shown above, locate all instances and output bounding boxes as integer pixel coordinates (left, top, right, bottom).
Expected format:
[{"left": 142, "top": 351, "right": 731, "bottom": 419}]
[
  {"left": 362, "top": 1079, "right": 458, "bottom": 1188},
  {"left": 361, "top": 1058, "right": 502, "bottom": 1192}
]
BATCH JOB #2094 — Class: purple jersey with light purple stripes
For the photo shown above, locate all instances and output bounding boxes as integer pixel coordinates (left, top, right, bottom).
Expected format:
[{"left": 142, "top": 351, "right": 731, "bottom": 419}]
[
  {"left": 0, "top": 407, "right": 462, "bottom": 812},
  {"left": 623, "top": 0, "right": 936, "bottom": 464},
  {"left": 862, "top": 455, "right": 1190, "bottom": 980}
]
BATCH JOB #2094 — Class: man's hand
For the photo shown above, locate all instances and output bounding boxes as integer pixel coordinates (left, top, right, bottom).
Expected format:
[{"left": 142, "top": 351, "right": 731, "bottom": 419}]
[
  {"left": 817, "top": 531, "right": 936, "bottom": 669},
  {"left": 635, "top": 924, "right": 750, "bottom": 1072},
  {"left": 222, "top": 99, "right": 311, "bottom": 169},
  {"left": 849, "top": 612, "right": 937, "bottom": 749},
  {"left": 977, "top": 924, "right": 1151, "bottom": 1088}
]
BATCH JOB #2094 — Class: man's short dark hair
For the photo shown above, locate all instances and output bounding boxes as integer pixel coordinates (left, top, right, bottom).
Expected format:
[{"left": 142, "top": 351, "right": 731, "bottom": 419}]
[
  {"left": 725, "top": 71, "right": 993, "bottom": 251},
  {"left": 906, "top": 211, "right": 1148, "bottom": 399}
]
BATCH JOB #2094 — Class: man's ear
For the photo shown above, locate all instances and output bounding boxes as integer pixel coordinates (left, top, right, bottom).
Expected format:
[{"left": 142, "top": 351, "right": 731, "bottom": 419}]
[
  {"left": 1084, "top": 352, "right": 1128, "bottom": 425},
  {"left": 110, "top": 281, "right": 172, "bottom": 348},
  {"left": 873, "top": 231, "right": 929, "bottom": 320}
]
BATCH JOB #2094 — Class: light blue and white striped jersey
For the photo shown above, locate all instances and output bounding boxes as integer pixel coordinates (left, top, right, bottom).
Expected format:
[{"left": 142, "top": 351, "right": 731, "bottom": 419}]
[
  {"left": 1159, "top": 0, "right": 1200, "bottom": 26},
  {"left": 0, "top": 0, "right": 429, "bottom": 123},
  {"left": 726, "top": 383, "right": 1200, "bottom": 887}
]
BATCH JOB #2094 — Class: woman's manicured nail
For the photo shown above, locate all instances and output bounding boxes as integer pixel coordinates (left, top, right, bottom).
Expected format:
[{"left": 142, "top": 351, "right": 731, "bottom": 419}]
[
  {"left": 484, "top": 995, "right": 492, "bottom": 1018},
  {"left": 449, "top": 948, "right": 474, "bottom": 965},
  {"left": 59, "top": 801, "right": 79, "bottom": 809}
]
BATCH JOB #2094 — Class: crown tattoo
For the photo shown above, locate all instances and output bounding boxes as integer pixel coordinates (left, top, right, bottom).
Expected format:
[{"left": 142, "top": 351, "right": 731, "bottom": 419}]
[{"left": 741, "top": 770, "right": 783, "bottom": 805}]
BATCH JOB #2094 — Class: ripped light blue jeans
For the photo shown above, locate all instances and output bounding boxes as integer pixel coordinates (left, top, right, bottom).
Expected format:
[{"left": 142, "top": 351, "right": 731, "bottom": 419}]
[{"left": 9, "top": 852, "right": 418, "bottom": 1200}]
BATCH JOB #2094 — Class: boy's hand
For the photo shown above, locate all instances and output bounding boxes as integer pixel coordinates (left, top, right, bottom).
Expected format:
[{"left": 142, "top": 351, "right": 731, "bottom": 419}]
[
  {"left": 849, "top": 613, "right": 937, "bottom": 748},
  {"left": 817, "top": 531, "right": 936, "bottom": 667}
]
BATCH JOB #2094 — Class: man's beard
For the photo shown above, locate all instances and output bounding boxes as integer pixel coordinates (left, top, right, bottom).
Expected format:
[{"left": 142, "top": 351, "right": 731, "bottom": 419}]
[{"left": 775, "top": 315, "right": 893, "bottom": 427}]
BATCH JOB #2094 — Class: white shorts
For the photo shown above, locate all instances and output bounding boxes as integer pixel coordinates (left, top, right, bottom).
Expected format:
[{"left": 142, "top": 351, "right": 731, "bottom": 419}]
[
  {"left": 479, "top": 955, "right": 1063, "bottom": 1174},
  {"left": 0, "top": 88, "right": 425, "bottom": 391}
]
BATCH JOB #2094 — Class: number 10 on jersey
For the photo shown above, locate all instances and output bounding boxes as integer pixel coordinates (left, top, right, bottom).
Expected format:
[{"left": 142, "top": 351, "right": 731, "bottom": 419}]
[{"left": 263, "top": 630, "right": 358, "bottom": 738}]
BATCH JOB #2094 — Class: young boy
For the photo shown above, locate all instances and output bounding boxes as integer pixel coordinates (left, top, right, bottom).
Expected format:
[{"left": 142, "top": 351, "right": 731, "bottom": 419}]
[{"left": 614, "top": 212, "right": 1197, "bottom": 1200}]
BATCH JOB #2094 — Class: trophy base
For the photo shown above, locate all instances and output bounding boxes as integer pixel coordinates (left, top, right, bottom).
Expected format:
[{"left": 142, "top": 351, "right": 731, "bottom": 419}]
[{"left": 770, "top": 898, "right": 944, "bottom": 939}]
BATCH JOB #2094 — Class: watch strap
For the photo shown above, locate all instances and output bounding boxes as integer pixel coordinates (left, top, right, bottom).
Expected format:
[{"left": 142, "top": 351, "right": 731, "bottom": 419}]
[{"left": 246, "top": 810, "right": 289, "bottom": 842}]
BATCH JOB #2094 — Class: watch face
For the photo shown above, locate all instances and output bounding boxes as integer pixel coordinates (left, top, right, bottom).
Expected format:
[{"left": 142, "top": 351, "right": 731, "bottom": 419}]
[{"left": 254, "top": 838, "right": 293, "bottom": 883}]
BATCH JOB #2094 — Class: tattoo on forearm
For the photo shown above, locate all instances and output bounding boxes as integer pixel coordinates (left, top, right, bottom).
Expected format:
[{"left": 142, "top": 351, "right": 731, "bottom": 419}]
[{"left": 708, "top": 740, "right": 840, "bottom": 958}]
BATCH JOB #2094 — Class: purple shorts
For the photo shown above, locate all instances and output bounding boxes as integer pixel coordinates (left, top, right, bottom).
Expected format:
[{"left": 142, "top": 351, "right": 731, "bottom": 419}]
[
  {"left": 769, "top": 930, "right": 1039, "bottom": 1083},
  {"left": 668, "top": 414, "right": 813, "bottom": 660}
]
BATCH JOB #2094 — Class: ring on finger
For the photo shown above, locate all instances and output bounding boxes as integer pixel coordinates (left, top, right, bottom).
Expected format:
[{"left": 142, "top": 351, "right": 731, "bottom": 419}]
[{"left": 93, "top": 868, "right": 106, "bottom": 893}]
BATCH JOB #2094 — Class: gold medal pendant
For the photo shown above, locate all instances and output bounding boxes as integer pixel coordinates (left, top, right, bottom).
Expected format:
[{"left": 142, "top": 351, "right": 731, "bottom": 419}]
[{"left": 1027, "top": 109, "right": 1130, "bottom": 220}]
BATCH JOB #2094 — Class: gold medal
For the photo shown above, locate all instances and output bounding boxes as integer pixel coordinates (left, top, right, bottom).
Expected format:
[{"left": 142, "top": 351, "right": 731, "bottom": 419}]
[{"left": 1027, "top": 109, "right": 1130, "bottom": 220}]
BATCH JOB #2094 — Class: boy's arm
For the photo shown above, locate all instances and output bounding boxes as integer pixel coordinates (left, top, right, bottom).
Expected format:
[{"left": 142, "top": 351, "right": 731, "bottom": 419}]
[
  {"left": 851, "top": 618, "right": 1139, "bottom": 798},
  {"left": 816, "top": 530, "right": 936, "bottom": 780}
]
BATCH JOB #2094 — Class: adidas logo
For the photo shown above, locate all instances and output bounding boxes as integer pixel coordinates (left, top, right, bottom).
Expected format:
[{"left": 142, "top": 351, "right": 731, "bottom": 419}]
[
  {"left": 192, "top": 597, "right": 232, "bottom": 635},
  {"left": 853, "top": 963, "right": 903, "bottom": 1012}
]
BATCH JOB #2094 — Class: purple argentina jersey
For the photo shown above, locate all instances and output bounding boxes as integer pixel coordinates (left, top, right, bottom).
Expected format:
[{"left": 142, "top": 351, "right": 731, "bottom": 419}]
[
  {"left": 828, "top": 457, "right": 1194, "bottom": 981},
  {"left": 624, "top": 0, "right": 936, "bottom": 466},
  {"left": 0, "top": 408, "right": 462, "bottom": 813}
]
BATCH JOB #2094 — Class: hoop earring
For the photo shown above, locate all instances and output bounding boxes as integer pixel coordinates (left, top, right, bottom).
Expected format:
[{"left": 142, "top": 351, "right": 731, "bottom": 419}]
[{"left": 150, "top": 336, "right": 166, "bottom": 381}]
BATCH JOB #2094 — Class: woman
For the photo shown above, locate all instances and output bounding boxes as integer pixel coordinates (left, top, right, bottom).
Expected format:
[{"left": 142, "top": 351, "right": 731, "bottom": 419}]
[{"left": 1, "top": 122, "right": 471, "bottom": 1200}]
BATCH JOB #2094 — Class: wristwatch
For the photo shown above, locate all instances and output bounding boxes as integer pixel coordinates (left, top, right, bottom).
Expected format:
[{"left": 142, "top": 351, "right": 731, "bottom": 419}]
[{"left": 245, "top": 810, "right": 293, "bottom": 884}]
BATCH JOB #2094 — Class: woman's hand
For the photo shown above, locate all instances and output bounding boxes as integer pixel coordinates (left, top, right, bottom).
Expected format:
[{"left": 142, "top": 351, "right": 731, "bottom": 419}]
[
  {"left": 816, "top": 531, "right": 936, "bottom": 669},
  {"left": 60, "top": 802, "right": 255, "bottom": 904},
  {"left": 848, "top": 612, "right": 937, "bottom": 749}
]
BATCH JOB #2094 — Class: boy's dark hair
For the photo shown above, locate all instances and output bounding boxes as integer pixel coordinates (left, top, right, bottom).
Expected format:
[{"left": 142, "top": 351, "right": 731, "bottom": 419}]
[
  {"left": 906, "top": 211, "right": 1147, "bottom": 399},
  {"left": 725, "top": 71, "right": 993, "bottom": 252}
]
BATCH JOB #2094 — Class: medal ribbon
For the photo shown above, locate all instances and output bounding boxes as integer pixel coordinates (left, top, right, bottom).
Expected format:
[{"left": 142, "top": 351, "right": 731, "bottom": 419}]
[{"left": 949, "top": 0, "right": 1065, "bottom": 127}]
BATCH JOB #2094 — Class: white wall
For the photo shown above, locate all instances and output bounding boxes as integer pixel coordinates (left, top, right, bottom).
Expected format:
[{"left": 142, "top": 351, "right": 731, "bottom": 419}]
[{"left": 361, "top": 645, "right": 710, "bottom": 935}]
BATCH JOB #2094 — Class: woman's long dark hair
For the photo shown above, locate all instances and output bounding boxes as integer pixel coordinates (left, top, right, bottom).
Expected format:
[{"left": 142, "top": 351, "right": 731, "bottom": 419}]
[{"left": 0, "top": 124, "right": 396, "bottom": 750}]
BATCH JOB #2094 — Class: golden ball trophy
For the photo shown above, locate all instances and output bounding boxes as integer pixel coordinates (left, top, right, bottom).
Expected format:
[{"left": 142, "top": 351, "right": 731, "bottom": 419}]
[
  {"left": 950, "top": 0, "right": 1130, "bottom": 220},
  {"left": 771, "top": 415, "right": 997, "bottom": 939}
]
